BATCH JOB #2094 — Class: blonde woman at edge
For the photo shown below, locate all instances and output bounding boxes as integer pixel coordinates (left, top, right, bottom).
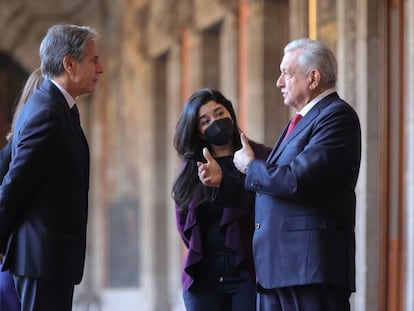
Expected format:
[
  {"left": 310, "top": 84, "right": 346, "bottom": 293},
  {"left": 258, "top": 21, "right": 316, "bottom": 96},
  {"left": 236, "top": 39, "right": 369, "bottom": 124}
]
[{"left": 0, "top": 67, "right": 43, "bottom": 311}]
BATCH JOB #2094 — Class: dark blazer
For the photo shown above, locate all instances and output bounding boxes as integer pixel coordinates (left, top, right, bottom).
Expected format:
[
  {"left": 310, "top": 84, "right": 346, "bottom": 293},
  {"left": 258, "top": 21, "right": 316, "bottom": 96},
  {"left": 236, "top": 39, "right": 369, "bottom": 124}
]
[
  {"left": 0, "top": 140, "right": 20, "bottom": 311},
  {"left": 245, "top": 92, "right": 361, "bottom": 292},
  {"left": 176, "top": 142, "right": 270, "bottom": 290},
  {"left": 0, "top": 79, "right": 89, "bottom": 285},
  {"left": 0, "top": 140, "right": 11, "bottom": 181}
]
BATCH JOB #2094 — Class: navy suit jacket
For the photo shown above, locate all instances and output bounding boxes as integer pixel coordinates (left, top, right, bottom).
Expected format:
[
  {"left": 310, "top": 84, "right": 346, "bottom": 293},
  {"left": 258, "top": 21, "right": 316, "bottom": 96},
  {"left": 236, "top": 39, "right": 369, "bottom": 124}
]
[
  {"left": 0, "top": 79, "right": 89, "bottom": 284},
  {"left": 245, "top": 92, "right": 361, "bottom": 292},
  {"left": 0, "top": 140, "right": 11, "bottom": 181}
]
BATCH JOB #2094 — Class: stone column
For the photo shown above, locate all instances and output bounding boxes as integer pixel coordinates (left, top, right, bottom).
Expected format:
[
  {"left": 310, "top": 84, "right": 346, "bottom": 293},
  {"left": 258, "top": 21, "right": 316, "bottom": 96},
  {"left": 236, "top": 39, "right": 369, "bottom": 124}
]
[
  {"left": 404, "top": 0, "right": 414, "bottom": 309},
  {"left": 188, "top": 29, "right": 203, "bottom": 92},
  {"left": 245, "top": 0, "right": 289, "bottom": 146},
  {"left": 221, "top": 13, "right": 239, "bottom": 110},
  {"left": 337, "top": 0, "right": 380, "bottom": 310},
  {"left": 289, "top": 0, "right": 309, "bottom": 39},
  {"left": 137, "top": 61, "right": 159, "bottom": 311},
  {"left": 166, "top": 43, "right": 186, "bottom": 311}
]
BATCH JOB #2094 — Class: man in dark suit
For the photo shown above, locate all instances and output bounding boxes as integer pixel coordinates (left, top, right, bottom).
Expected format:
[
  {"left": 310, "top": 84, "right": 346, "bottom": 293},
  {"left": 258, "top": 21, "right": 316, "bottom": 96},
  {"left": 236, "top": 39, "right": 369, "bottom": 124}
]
[
  {"left": 0, "top": 24, "right": 104, "bottom": 311},
  {"left": 233, "top": 38, "right": 361, "bottom": 311}
]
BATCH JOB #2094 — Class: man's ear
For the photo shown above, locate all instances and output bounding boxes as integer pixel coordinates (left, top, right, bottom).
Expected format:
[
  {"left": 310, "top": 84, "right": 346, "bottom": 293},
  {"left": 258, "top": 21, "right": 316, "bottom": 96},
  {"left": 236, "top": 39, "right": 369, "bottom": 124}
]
[
  {"left": 62, "top": 56, "right": 75, "bottom": 74},
  {"left": 308, "top": 69, "right": 321, "bottom": 89}
]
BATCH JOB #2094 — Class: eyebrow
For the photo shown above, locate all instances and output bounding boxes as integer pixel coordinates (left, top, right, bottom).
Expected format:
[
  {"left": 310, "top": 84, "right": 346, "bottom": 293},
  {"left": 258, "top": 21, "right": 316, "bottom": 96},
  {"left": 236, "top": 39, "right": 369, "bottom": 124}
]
[{"left": 198, "top": 106, "right": 223, "bottom": 120}]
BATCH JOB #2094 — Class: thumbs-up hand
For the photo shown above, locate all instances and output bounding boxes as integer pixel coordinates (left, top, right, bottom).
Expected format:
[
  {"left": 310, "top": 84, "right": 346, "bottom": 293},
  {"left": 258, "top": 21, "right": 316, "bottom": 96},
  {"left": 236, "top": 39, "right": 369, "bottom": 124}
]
[
  {"left": 234, "top": 133, "right": 255, "bottom": 174},
  {"left": 197, "top": 148, "right": 223, "bottom": 187}
]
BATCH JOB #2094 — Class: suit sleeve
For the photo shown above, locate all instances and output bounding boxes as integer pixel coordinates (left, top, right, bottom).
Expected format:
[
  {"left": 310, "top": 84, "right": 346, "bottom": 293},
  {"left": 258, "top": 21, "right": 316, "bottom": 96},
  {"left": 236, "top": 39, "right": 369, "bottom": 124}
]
[
  {"left": 0, "top": 141, "right": 12, "bottom": 182},
  {"left": 245, "top": 103, "right": 361, "bottom": 199},
  {"left": 0, "top": 107, "right": 62, "bottom": 251}
]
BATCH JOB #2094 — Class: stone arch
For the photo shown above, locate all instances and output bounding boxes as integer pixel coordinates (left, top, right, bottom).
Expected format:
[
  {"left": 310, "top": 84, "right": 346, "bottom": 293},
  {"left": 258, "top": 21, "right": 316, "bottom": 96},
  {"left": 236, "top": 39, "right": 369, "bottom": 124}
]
[
  {"left": 0, "top": 52, "right": 28, "bottom": 145},
  {"left": 0, "top": 0, "right": 106, "bottom": 71}
]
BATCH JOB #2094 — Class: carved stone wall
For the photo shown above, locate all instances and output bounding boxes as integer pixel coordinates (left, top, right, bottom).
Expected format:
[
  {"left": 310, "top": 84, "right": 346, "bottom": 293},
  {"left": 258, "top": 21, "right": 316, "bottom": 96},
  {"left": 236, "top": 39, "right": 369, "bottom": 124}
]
[{"left": 0, "top": 0, "right": 105, "bottom": 71}]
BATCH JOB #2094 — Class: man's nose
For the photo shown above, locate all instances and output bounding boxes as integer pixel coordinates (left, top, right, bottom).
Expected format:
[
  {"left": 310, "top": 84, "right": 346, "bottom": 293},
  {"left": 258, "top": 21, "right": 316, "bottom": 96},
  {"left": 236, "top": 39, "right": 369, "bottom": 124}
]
[
  {"left": 97, "top": 62, "right": 104, "bottom": 74},
  {"left": 276, "top": 75, "right": 283, "bottom": 88}
]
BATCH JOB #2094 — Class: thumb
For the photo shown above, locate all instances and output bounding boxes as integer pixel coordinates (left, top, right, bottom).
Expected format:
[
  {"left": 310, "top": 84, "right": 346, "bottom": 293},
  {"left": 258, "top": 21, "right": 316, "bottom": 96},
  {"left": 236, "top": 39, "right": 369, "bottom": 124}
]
[
  {"left": 202, "top": 147, "right": 213, "bottom": 163},
  {"left": 240, "top": 133, "right": 249, "bottom": 148}
]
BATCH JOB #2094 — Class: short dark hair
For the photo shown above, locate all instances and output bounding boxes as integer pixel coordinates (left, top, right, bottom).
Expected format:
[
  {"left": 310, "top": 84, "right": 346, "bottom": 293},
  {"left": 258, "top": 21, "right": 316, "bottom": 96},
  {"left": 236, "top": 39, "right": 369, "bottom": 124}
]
[{"left": 39, "top": 24, "right": 98, "bottom": 79}]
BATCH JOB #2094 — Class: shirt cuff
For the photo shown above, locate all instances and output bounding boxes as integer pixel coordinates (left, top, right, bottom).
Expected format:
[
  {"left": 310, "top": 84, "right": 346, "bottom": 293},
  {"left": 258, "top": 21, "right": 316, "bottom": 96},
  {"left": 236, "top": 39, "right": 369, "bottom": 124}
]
[{"left": 245, "top": 159, "right": 254, "bottom": 174}]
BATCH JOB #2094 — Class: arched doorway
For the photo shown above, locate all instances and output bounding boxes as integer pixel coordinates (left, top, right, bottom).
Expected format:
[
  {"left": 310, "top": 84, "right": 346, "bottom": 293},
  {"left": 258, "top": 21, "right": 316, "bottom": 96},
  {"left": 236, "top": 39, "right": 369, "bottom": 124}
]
[{"left": 0, "top": 52, "right": 28, "bottom": 146}]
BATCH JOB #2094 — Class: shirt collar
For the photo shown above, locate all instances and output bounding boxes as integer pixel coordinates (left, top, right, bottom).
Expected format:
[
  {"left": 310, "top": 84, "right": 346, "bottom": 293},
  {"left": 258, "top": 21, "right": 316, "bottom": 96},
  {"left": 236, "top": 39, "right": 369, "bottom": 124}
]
[
  {"left": 50, "top": 79, "right": 77, "bottom": 109},
  {"left": 298, "top": 88, "right": 336, "bottom": 116}
]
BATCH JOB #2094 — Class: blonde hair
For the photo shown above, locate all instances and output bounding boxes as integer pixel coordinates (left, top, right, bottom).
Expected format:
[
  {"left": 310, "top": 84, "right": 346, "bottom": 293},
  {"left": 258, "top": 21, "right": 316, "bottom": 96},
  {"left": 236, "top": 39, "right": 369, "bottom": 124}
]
[{"left": 7, "top": 67, "right": 44, "bottom": 140}]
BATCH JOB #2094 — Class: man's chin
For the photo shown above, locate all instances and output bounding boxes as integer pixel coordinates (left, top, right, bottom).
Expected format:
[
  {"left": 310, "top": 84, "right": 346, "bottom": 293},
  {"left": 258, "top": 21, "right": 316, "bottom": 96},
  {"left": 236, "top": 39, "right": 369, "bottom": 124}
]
[{"left": 84, "top": 87, "right": 97, "bottom": 95}]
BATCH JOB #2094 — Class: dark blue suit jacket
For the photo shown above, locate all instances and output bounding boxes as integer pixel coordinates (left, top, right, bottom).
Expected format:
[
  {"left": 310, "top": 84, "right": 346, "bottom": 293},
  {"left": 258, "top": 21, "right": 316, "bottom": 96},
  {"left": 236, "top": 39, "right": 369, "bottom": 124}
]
[
  {"left": 245, "top": 92, "right": 361, "bottom": 292},
  {"left": 0, "top": 79, "right": 89, "bottom": 285},
  {"left": 0, "top": 141, "right": 20, "bottom": 311}
]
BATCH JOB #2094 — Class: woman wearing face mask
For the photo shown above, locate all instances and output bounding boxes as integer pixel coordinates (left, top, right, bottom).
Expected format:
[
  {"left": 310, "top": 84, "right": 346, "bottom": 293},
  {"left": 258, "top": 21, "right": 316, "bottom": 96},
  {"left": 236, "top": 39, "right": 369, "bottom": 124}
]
[{"left": 172, "top": 88, "right": 271, "bottom": 311}]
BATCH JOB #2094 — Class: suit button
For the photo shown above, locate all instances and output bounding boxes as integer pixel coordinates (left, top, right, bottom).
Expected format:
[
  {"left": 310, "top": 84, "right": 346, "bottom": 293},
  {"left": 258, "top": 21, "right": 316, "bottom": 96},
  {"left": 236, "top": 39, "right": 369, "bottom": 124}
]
[{"left": 255, "top": 223, "right": 261, "bottom": 229}]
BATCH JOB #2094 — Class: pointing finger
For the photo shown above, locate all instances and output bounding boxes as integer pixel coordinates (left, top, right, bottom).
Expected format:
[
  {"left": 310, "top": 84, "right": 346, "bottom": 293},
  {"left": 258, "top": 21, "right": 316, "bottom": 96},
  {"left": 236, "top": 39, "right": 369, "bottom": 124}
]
[{"left": 202, "top": 147, "right": 213, "bottom": 163}]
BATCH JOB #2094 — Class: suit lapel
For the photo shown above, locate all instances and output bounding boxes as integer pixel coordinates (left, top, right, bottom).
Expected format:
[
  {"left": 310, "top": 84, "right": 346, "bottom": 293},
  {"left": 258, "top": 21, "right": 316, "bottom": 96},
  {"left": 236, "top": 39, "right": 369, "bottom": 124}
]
[
  {"left": 267, "top": 93, "right": 340, "bottom": 163},
  {"left": 45, "top": 81, "right": 88, "bottom": 147},
  {"left": 266, "top": 127, "right": 288, "bottom": 161},
  {"left": 44, "top": 80, "right": 90, "bottom": 181}
]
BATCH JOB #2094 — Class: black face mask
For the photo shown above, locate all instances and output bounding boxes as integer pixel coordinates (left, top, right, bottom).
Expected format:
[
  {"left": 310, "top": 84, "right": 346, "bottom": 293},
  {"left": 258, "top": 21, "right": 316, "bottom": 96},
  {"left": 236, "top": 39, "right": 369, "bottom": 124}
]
[{"left": 203, "top": 118, "right": 234, "bottom": 146}]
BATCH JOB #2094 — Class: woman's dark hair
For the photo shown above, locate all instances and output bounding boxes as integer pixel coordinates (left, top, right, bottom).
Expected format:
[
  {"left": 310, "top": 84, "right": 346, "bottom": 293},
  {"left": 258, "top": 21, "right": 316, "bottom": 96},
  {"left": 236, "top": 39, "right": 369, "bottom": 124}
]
[{"left": 172, "top": 88, "right": 241, "bottom": 212}]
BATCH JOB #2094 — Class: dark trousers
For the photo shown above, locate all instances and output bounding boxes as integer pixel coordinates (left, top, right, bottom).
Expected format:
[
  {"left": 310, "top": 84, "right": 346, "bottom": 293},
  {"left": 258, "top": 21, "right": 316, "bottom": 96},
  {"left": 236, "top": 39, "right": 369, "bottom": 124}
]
[
  {"left": 0, "top": 267, "right": 20, "bottom": 311},
  {"left": 12, "top": 275, "right": 74, "bottom": 311},
  {"left": 183, "top": 279, "right": 256, "bottom": 311},
  {"left": 257, "top": 284, "right": 351, "bottom": 311}
]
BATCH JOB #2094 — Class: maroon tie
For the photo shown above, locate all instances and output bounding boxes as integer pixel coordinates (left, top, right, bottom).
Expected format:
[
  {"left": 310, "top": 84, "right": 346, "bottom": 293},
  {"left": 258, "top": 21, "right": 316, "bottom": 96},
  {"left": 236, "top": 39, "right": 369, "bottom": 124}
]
[{"left": 283, "top": 114, "right": 302, "bottom": 142}]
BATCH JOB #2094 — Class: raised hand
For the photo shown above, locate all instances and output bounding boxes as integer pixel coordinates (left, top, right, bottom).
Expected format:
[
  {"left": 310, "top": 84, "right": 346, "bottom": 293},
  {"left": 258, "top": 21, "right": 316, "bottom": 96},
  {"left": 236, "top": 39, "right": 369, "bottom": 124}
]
[
  {"left": 197, "top": 148, "right": 223, "bottom": 187},
  {"left": 233, "top": 133, "right": 255, "bottom": 174}
]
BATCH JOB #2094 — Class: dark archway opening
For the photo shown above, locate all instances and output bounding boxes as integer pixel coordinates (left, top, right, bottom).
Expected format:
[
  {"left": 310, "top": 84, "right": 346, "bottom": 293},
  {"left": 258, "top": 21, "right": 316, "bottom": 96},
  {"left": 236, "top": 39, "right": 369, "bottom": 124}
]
[{"left": 0, "top": 52, "right": 29, "bottom": 146}]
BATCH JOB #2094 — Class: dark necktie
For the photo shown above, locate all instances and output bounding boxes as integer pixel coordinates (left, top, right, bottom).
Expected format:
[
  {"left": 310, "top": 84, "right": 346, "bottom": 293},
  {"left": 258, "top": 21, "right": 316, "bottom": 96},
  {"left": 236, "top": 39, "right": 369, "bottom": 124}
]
[
  {"left": 283, "top": 114, "right": 302, "bottom": 142},
  {"left": 71, "top": 104, "right": 80, "bottom": 126}
]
